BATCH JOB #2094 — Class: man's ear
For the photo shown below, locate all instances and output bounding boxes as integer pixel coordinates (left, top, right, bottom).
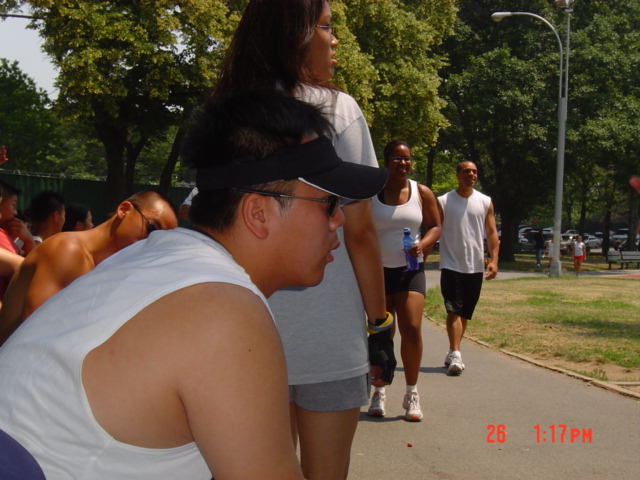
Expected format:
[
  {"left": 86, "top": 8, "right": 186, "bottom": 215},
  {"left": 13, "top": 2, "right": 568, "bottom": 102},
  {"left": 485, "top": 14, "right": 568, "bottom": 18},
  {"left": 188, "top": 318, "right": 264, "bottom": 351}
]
[
  {"left": 240, "top": 194, "right": 273, "bottom": 240},
  {"left": 116, "top": 201, "right": 134, "bottom": 219}
]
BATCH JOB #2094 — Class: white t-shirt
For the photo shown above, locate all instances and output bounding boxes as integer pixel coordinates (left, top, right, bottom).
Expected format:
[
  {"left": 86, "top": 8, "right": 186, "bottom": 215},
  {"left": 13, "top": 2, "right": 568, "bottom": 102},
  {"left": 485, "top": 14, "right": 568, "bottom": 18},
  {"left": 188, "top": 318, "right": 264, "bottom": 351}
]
[
  {"left": 371, "top": 179, "right": 423, "bottom": 268},
  {"left": 268, "top": 84, "right": 378, "bottom": 384},
  {"left": 0, "top": 228, "right": 268, "bottom": 479},
  {"left": 438, "top": 189, "right": 491, "bottom": 274},
  {"left": 573, "top": 241, "right": 585, "bottom": 257}
]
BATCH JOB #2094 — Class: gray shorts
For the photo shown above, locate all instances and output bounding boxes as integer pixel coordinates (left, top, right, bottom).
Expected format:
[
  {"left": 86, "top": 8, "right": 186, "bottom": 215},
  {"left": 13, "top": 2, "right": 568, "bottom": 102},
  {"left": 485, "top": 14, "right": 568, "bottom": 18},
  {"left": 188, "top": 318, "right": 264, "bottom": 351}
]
[{"left": 288, "top": 374, "right": 370, "bottom": 412}]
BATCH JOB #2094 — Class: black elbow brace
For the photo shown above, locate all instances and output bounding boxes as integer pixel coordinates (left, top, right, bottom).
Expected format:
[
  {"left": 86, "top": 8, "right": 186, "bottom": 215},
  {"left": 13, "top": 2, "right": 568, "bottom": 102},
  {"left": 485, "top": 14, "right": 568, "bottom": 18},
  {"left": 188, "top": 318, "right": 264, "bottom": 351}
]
[{"left": 367, "top": 313, "right": 397, "bottom": 384}]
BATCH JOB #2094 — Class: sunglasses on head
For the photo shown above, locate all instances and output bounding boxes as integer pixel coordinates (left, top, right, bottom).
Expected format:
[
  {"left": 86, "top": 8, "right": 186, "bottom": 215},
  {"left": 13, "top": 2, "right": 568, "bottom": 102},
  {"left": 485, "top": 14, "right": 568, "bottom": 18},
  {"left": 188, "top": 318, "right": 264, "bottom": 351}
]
[{"left": 131, "top": 202, "right": 159, "bottom": 235}]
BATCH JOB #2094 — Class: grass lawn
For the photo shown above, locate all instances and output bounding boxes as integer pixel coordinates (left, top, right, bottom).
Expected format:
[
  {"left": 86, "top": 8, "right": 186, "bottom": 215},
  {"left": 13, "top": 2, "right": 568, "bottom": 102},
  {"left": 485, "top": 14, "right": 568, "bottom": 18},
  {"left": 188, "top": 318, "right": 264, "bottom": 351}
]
[
  {"left": 428, "top": 251, "right": 617, "bottom": 273},
  {"left": 424, "top": 275, "right": 640, "bottom": 382}
]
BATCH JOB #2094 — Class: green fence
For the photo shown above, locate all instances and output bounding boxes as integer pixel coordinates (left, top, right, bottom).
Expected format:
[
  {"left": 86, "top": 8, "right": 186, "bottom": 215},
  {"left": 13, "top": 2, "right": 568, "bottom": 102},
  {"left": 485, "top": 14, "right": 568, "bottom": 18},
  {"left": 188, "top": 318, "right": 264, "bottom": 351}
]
[{"left": 0, "top": 171, "right": 192, "bottom": 223}]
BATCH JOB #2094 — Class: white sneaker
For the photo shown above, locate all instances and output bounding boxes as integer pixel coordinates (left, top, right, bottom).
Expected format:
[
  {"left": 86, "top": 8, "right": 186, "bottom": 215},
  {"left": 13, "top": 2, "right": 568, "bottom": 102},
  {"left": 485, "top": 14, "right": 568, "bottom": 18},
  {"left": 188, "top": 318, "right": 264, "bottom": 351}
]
[
  {"left": 444, "top": 351, "right": 453, "bottom": 367},
  {"left": 367, "top": 391, "right": 386, "bottom": 417},
  {"left": 402, "top": 392, "right": 423, "bottom": 422},
  {"left": 447, "top": 352, "right": 465, "bottom": 376}
]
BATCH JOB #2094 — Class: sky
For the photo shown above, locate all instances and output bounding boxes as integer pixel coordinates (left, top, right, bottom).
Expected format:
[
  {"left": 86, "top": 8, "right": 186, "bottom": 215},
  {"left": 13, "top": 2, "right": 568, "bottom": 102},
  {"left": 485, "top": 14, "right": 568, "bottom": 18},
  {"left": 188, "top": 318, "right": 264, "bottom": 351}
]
[{"left": 0, "top": 16, "right": 58, "bottom": 97}]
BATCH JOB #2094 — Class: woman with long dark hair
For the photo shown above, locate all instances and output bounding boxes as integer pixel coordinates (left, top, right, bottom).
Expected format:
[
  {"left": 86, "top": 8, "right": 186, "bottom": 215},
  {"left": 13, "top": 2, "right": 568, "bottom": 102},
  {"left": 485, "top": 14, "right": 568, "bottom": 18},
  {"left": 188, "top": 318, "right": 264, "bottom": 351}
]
[{"left": 212, "top": 1, "right": 387, "bottom": 478}]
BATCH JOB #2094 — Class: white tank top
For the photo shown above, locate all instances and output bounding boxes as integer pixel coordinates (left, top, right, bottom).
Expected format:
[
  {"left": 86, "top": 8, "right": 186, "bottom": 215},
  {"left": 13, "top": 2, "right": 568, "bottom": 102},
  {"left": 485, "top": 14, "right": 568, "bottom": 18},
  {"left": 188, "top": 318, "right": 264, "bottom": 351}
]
[
  {"left": 438, "top": 189, "right": 491, "bottom": 274},
  {"left": 0, "top": 228, "right": 269, "bottom": 480},
  {"left": 371, "top": 179, "right": 423, "bottom": 268}
]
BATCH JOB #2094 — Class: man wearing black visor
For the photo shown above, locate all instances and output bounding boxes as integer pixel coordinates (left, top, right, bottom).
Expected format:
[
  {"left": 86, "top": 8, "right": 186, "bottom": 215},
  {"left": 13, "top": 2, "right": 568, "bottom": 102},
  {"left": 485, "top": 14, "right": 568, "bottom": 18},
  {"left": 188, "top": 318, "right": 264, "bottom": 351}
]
[{"left": 0, "top": 91, "right": 387, "bottom": 480}]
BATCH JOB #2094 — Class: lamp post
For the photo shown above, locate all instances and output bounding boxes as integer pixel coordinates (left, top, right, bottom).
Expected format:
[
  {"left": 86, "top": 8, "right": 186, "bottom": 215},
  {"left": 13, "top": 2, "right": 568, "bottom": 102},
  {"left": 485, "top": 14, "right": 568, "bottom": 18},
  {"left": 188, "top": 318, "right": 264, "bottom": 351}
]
[{"left": 492, "top": 1, "right": 574, "bottom": 277}]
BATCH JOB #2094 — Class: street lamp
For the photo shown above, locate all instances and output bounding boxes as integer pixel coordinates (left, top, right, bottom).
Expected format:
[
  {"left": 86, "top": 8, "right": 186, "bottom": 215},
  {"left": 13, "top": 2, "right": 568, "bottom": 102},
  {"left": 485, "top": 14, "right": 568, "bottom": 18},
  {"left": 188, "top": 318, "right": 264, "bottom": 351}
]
[{"left": 492, "top": 2, "right": 574, "bottom": 277}]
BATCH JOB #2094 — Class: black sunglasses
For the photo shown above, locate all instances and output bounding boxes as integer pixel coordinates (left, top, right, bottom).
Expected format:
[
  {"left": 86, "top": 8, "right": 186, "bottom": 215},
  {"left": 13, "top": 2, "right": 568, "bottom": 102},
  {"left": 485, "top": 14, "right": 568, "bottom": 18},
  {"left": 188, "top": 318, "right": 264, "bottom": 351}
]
[
  {"left": 235, "top": 188, "right": 341, "bottom": 218},
  {"left": 131, "top": 202, "right": 159, "bottom": 235}
]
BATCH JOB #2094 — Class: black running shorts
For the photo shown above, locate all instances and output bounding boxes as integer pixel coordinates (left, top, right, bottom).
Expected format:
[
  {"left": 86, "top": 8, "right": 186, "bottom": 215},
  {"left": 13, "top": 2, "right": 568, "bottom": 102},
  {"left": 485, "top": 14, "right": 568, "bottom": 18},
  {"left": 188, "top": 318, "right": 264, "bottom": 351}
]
[
  {"left": 383, "top": 263, "right": 426, "bottom": 295},
  {"left": 440, "top": 268, "right": 484, "bottom": 320}
]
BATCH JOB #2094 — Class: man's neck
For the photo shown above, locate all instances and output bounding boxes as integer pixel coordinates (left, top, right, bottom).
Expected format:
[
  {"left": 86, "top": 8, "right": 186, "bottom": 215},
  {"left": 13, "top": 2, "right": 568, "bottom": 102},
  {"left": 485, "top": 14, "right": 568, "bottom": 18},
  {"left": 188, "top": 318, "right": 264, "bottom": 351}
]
[
  {"left": 85, "top": 219, "right": 122, "bottom": 265},
  {"left": 198, "top": 225, "right": 282, "bottom": 298},
  {"left": 456, "top": 185, "right": 474, "bottom": 198}
]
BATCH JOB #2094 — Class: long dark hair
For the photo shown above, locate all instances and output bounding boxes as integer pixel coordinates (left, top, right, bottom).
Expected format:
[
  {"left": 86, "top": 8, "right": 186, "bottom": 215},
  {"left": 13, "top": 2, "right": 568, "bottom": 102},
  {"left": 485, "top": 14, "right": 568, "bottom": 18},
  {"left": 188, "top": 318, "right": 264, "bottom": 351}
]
[{"left": 214, "top": 0, "right": 326, "bottom": 95}]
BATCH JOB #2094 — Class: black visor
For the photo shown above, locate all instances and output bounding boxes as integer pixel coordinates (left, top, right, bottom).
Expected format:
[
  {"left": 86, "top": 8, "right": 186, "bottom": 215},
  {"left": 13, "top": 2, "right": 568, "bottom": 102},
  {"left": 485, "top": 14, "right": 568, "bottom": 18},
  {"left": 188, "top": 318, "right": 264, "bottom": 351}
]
[{"left": 195, "top": 136, "right": 387, "bottom": 200}]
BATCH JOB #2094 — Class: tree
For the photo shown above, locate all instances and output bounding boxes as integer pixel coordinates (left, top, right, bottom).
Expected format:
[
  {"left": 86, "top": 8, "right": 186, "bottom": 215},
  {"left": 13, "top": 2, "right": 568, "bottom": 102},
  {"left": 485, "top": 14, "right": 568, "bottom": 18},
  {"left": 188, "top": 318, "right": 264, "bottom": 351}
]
[
  {"left": 436, "top": 0, "right": 640, "bottom": 261},
  {"left": 567, "top": 1, "right": 640, "bottom": 250},
  {"left": 437, "top": 0, "right": 560, "bottom": 261},
  {"left": 5, "top": 0, "right": 456, "bottom": 202},
  {"left": 0, "top": 58, "right": 63, "bottom": 172},
  {"left": 25, "top": 0, "right": 238, "bottom": 208},
  {"left": 339, "top": 0, "right": 457, "bottom": 155}
]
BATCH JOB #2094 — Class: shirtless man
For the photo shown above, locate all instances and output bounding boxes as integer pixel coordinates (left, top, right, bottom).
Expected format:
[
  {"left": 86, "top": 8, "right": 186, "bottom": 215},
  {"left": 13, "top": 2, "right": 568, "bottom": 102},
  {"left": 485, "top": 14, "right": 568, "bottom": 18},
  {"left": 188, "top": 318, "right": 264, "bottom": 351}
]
[
  {"left": 0, "top": 91, "right": 387, "bottom": 479},
  {"left": 0, "top": 190, "right": 178, "bottom": 344}
]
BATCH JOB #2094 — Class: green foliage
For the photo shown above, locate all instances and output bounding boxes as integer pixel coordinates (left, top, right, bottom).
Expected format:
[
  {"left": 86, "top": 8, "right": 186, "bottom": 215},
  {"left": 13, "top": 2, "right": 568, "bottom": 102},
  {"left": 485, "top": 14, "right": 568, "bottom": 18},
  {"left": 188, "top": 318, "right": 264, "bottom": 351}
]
[
  {"left": 25, "top": 0, "right": 239, "bottom": 205},
  {"left": 438, "top": 0, "right": 640, "bottom": 259},
  {"left": 0, "top": 0, "right": 25, "bottom": 13},
  {"left": 568, "top": 1, "right": 640, "bottom": 224},
  {"left": 340, "top": 0, "right": 457, "bottom": 157},
  {"left": 0, "top": 58, "right": 64, "bottom": 172}
]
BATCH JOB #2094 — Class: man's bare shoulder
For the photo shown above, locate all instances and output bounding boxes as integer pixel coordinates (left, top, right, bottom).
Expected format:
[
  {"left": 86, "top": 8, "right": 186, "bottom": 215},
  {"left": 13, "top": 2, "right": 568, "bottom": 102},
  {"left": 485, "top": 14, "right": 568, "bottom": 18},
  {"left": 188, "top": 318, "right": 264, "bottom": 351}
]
[
  {"left": 34, "top": 232, "right": 93, "bottom": 264},
  {"left": 24, "top": 232, "right": 95, "bottom": 289}
]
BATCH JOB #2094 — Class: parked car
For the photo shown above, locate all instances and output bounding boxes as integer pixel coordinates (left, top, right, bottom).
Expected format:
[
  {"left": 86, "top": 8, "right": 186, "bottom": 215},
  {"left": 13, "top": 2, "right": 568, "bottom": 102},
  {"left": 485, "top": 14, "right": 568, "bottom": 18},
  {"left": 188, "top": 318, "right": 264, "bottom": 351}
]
[
  {"left": 559, "top": 234, "right": 575, "bottom": 255},
  {"left": 584, "top": 234, "right": 602, "bottom": 249}
]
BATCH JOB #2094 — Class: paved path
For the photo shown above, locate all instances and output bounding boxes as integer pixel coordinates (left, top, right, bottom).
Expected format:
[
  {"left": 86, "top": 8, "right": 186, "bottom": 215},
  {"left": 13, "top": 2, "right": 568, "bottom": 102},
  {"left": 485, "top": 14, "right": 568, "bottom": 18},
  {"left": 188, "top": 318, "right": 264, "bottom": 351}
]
[{"left": 348, "top": 269, "right": 640, "bottom": 480}]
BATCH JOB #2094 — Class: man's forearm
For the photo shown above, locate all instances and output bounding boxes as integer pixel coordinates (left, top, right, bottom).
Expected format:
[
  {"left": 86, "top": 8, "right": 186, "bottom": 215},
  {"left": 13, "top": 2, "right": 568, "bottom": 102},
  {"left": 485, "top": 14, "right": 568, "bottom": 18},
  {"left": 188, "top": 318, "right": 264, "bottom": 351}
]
[{"left": 345, "top": 226, "right": 386, "bottom": 321}]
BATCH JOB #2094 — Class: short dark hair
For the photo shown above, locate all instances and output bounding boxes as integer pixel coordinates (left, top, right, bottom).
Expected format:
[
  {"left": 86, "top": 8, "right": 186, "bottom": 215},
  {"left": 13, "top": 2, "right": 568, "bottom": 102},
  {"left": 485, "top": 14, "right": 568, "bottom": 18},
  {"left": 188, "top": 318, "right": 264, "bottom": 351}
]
[
  {"left": 0, "top": 180, "right": 20, "bottom": 199},
  {"left": 181, "top": 90, "right": 332, "bottom": 231},
  {"left": 214, "top": 0, "right": 326, "bottom": 95},
  {"left": 27, "top": 191, "right": 65, "bottom": 223},
  {"left": 456, "top": 160, "right": 477, "bottom": 173},
  {"left": 63, "top": 203, "right": 90, "bottom": 231},
  {"left": 383, "top": 140, "right": 411, "bottom": 164}
]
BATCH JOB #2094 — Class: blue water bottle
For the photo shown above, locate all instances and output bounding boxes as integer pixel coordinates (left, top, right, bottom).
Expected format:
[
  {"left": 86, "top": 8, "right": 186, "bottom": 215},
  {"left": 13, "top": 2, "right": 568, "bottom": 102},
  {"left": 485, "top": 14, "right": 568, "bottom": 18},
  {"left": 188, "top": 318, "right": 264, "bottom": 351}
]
[{"left": 403, "top": 228, "right": 419, "bottom": 271}]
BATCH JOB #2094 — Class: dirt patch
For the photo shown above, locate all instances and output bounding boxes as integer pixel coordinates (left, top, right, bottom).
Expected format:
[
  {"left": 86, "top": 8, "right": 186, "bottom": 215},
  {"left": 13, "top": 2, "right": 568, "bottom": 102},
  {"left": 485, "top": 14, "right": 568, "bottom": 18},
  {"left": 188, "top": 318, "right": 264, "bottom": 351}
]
[{"left": 545, "top": 358, "right": 640, "bottom": 382}]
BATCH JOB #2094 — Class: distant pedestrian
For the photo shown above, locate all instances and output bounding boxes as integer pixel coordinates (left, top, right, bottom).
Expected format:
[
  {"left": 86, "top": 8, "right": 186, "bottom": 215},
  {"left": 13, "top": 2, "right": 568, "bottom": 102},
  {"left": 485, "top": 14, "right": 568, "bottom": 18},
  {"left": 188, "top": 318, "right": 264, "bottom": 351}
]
[
  {"left": 533, "top": 229, "right": 545, "bottom": 269},
  {"left": 437, "top": 161, "right": 500, "bottom": 376},
  {"left": 572, "top": 235, "right": 586, "bottom": 276}
]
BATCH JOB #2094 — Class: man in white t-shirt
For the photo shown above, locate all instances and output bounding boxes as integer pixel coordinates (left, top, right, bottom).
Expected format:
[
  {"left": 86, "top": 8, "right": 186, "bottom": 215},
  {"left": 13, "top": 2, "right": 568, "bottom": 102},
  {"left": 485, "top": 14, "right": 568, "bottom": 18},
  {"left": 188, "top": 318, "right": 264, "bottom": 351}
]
[{"left": 437, "top": 161, "right": 500, "bottom": 376}]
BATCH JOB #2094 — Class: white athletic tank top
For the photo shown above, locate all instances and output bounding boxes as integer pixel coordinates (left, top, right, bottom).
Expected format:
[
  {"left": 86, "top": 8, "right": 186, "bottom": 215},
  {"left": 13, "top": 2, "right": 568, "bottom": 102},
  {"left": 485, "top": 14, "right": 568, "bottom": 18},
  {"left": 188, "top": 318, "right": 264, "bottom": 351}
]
[
  {"left": 438, "top": 189, "right": 491, "bottom": 274},
  {"left": 0, "top": 228, "right": 269, "bottom": 479},
  {"left": 371, "top": 179, "right": 424, "bottom": 268}
]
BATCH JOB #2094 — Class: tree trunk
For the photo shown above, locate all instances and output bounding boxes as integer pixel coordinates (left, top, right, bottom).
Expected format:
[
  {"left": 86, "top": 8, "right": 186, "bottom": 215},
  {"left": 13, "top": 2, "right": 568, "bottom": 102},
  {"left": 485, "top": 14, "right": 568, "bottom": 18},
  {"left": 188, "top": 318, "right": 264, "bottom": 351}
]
[
  {"left": 96, "top": 128, "right": 127, "bottom": 214},
  {"left": 425, "top": 145, "right": 436, "bottom": 189},
  {"left": 498, "top": 212, "right": 518, "bottom": 263},
  {"left": 578, "top": 185, "right": 587, "bottom": 236},
  {"left": 125, "top": 137, "right": 147, "bottom": 196},
  {"left": 628, "top": 191, "right": 639, "bottom": 251},
  {"left": 564, "top": 197, "right": 573, "bottom": 231},
  {"left": 602, "top": 208, "right": 612, "bottom": 255},
  {"left": 159, "top": 124, "right": 187, "bottom": 196}
]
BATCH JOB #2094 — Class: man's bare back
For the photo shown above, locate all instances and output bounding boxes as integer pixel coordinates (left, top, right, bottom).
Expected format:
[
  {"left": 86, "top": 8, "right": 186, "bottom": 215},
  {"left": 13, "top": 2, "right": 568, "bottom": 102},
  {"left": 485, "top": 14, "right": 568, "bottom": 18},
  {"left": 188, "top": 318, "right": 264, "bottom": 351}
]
[{"left": 0, "top": 192, "right": 177, "bottom": 345}]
